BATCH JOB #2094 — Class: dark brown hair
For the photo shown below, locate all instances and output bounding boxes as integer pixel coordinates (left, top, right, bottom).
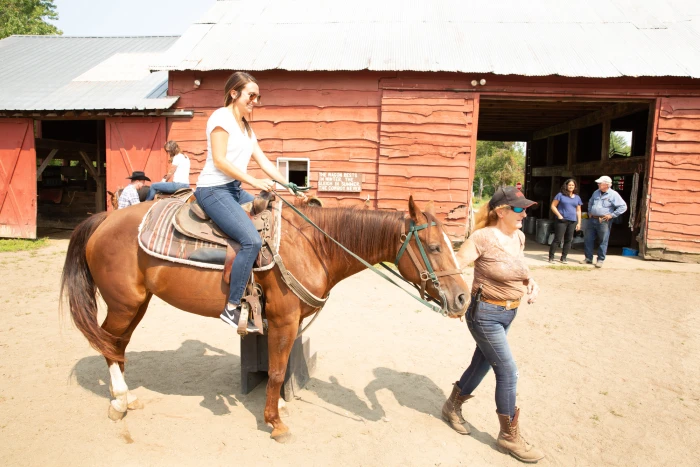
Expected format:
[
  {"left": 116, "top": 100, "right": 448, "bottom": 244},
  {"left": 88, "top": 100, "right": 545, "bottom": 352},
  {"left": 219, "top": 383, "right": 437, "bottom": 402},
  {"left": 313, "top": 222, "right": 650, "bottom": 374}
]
[
  {"left": 164, "top": 140, "right": 180, "bottom": 157},
  {"left": 223, "top": 71, "right": 257, "bottom": 137},
  {"left": 560, "top": 178, "right": 579, "bottom": 196}
]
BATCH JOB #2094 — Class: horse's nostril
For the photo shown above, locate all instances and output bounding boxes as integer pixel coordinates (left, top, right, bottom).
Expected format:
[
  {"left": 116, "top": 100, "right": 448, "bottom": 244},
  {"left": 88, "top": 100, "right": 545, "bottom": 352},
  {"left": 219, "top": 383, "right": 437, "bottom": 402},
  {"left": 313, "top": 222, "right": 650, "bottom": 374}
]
[{"left": 456, "top": 293, "right": 467, "bottom": 308}]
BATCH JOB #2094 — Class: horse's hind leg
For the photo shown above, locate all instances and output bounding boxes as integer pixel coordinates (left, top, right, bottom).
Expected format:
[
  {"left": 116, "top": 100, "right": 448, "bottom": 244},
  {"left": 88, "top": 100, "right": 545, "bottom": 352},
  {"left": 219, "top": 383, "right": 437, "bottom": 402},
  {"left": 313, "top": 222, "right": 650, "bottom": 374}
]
[{"left": 102, "top": 294, "right": 152, "bottom": 420}]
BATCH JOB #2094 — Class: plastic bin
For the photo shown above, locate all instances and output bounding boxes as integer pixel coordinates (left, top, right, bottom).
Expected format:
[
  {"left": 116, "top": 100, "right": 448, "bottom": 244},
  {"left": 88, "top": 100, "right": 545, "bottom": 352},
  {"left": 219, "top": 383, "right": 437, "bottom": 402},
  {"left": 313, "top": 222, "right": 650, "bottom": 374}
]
[
  {"left": 523, "top": 217, "right": 537, "bottom": 235},
  {"left": 622, "top": 247, "right": 639, "bottom": 256},
  {"left": 535, "top": 219, "right": 555, "bottom": 245}
]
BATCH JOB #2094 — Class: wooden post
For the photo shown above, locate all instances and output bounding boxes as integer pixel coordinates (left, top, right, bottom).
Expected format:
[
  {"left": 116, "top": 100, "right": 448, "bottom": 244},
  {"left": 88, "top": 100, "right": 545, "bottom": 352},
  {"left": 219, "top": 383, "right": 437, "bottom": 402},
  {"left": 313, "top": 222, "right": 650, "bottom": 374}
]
[
  {"left": 601, "top": 120, "right": 611, "bottom": 162},
  {"left": 567, "top": 129, "right": 577, "bottom": 170},
  {"left": 96, "top": 123, "right": 105, "bottom": 212},
  {"left": 546, "top": 137, "right": 555, "bottom": 167},
  {"left": 240, "top": 334, "right": 317, "bottom": 401}
]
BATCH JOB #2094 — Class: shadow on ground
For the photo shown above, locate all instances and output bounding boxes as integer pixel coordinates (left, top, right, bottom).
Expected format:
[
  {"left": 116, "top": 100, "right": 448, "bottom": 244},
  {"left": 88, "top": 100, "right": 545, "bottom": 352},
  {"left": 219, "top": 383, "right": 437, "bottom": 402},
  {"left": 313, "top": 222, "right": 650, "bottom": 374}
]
[{"left": 70, "top": 339, "right": 264, "bottom": 418}]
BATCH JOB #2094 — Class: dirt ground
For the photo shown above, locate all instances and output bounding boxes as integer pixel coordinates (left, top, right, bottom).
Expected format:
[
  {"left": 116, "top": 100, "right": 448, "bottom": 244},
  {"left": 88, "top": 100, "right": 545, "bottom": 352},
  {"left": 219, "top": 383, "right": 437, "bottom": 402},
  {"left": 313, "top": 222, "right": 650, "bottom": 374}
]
[{"left": 1, "top": 232, "right": 699, "bottom": 467}]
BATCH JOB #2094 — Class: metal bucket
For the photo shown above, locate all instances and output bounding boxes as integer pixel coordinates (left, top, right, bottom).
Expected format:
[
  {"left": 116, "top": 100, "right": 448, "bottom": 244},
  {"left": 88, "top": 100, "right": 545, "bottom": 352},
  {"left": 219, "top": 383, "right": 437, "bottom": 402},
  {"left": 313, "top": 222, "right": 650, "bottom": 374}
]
[
  {"left": 536, "top": 219, "right": 555, "bottom": 245},
  {"left": 523, "top": 217, "right": 537, "bottom": 235}
]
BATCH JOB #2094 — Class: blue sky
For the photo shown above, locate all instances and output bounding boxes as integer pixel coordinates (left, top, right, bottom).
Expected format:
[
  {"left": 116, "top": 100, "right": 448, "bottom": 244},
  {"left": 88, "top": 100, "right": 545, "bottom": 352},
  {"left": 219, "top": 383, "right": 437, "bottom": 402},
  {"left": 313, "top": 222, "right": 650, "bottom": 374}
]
[{"left": 49, "top": 0, "right": 217, "bottom": 36}]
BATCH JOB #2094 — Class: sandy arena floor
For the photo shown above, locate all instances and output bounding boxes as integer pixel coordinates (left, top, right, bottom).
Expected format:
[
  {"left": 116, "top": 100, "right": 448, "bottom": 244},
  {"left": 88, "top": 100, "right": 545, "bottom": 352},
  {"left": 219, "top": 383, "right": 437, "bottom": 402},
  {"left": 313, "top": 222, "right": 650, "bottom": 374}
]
[{"left": 1, "top": 234, "right": 699, "bottom": 466}]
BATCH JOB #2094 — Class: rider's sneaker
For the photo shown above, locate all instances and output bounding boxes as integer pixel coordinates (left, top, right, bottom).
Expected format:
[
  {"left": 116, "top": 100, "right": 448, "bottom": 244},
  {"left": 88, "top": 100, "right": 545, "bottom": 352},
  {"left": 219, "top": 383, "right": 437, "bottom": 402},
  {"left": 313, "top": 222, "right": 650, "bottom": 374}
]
[{"left": 221, "top": 304, "right": 259, "bottom": 333}]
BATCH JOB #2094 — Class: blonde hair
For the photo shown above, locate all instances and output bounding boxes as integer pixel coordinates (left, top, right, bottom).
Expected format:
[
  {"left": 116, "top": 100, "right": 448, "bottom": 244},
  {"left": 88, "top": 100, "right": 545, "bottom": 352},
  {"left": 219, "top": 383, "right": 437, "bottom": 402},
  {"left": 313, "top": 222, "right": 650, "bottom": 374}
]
[{"left": 472, "top": 201, "right": 509, "bottom": 233}]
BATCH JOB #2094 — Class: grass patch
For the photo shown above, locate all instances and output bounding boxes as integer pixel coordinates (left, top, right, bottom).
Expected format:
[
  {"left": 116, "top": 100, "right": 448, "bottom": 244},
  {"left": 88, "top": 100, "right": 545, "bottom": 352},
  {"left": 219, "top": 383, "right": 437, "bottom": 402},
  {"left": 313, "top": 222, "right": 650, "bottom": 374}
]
[{"left": 0, "top": 237, "right": 49, "bottom": 253}]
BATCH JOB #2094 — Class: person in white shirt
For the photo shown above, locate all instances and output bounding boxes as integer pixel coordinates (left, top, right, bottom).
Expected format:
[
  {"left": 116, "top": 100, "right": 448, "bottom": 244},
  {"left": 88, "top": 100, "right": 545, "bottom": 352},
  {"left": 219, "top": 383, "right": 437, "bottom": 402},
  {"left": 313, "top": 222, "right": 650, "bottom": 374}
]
[
  {"left": 118, "top": 171, "right": 150, "bottom": 209},
  {"left": 145, "top": 141, "right": 191, "bottom": 201},
  {"left": 195, "top": 71, "right": 304, "bottom": 334}
]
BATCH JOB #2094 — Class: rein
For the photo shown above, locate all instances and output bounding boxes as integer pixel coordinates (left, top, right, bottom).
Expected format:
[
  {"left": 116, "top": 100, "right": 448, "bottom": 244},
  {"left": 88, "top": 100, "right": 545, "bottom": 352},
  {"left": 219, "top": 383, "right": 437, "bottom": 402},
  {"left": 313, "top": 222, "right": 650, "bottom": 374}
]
[{"left": 271, "top": 182, "right": 460, "bottom": 316}]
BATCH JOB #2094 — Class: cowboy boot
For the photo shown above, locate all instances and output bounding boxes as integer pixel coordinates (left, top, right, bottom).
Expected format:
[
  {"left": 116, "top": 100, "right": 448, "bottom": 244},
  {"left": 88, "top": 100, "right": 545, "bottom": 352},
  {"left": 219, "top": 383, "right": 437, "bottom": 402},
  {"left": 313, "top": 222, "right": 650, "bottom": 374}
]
[
  {"left": 441, "top": 381, "right": 473, "bottom": 435},
  {"left": 497, "top": 407, "right": 545, "bottom": 463}
]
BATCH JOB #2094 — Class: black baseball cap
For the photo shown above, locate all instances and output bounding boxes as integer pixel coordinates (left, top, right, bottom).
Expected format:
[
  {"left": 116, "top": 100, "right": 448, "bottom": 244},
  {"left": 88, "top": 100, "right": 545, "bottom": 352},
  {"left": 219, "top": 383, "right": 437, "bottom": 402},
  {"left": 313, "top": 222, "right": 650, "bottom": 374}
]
[{"left": 489, "top": 186, "right": 537, "bottom": 209}]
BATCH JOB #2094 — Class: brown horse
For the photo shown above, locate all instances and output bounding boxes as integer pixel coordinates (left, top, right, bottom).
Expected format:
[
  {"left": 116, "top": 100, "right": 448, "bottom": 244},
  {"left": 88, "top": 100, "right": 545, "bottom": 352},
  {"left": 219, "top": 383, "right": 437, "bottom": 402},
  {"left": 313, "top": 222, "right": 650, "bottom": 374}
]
[{"left": 60, "top": 196, "right": 469, "bottom": 442}]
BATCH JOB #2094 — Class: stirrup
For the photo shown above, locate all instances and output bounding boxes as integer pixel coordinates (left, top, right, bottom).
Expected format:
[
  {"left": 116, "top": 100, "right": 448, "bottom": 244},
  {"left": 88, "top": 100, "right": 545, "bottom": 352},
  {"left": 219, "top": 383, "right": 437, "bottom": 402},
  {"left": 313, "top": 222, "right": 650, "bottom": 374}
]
[{"left": 236, "top": 303, "right": 260, "bottom": 336}]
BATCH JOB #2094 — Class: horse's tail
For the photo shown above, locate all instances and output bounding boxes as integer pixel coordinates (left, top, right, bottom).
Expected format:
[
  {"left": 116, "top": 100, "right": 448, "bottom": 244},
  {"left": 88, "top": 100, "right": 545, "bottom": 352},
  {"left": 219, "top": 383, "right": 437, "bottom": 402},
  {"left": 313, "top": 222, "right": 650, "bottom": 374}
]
[{"left": 60, "top": 212, "right": 123, "bottom": 362}]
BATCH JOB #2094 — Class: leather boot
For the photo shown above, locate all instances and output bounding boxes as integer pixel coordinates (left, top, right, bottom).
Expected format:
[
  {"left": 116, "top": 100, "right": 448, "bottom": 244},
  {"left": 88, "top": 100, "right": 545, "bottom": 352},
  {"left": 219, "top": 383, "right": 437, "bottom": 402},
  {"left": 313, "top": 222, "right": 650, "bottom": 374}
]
[
  {"left": 497, "top": 407, "right": 545, "bottom": 463},
  {"left": 441, "top": 381, "right": 473, "bottom": 435}
]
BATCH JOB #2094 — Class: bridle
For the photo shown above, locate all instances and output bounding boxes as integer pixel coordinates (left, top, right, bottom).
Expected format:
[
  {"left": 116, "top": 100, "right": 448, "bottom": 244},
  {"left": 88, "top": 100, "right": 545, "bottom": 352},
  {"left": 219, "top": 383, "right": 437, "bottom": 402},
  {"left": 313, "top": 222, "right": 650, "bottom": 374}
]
[
  {"left": 393, "top": 217, "right": 463, "bottom": 314},
  {"left": 271, "top": 181, "right": 464, "bottom": 316}
]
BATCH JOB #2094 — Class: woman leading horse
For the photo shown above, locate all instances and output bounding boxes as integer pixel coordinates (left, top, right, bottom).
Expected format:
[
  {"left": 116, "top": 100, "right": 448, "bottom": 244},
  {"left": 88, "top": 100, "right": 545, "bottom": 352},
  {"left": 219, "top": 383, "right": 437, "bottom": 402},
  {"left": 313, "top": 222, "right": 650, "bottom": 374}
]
[{"left": 61, "top": 196, "right": 469, "bottom": 441}]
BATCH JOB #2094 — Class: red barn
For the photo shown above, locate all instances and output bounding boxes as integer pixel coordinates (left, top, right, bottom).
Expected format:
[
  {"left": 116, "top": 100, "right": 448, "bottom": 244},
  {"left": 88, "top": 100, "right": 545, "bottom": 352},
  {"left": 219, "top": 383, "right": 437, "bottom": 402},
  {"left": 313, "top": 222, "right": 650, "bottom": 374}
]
[{"left": 2, "top": 0, "right": 700, "bottom": 263}]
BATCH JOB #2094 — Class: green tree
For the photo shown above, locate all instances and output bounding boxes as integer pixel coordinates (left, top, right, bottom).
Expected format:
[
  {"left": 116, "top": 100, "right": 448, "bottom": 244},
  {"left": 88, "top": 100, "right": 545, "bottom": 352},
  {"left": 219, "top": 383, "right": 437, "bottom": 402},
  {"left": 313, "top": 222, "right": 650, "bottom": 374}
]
[
  {"left": 474, "top": 141, "right": 525, "bottom": 198},
  {"left": 0, "top": 0, "right": 61, "bottom": 39},
  {"left": 609, "top": 131, "right": 631, "bottom": 157}
]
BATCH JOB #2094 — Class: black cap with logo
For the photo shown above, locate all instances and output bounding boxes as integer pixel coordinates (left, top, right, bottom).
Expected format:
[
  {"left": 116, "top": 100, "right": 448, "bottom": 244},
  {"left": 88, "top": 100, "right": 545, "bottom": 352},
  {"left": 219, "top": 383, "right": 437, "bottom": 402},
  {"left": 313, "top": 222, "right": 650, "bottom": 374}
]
[{"left": 489, "top": 186, "right": 537, "bottom": 209}]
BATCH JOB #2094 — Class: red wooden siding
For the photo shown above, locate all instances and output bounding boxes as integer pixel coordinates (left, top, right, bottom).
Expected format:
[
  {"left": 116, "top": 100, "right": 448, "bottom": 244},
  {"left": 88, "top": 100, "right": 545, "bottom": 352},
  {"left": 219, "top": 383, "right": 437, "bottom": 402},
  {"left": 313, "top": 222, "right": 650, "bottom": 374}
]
[
  {"left": 106, "top": 117, "right": 167, "bottom": 210},
  {"left": 377, "top": 91, "right": 475, "bottom": 239},
  {"left": 647, "top": 97, "right": 700, "bottom": 255},
  {"left": 0, "top": 119, "right": 36, "bottom": 239},
  {"left": 168, "top": 72, "right": 382, "bottom": 207}
]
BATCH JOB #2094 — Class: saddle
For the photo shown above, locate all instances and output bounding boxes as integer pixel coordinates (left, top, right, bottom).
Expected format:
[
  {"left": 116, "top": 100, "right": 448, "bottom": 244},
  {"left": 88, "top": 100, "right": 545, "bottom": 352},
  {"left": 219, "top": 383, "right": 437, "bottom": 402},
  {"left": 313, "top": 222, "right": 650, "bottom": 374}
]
[{"left": 172, "top": 191, "right": 279, "bottom": 278}]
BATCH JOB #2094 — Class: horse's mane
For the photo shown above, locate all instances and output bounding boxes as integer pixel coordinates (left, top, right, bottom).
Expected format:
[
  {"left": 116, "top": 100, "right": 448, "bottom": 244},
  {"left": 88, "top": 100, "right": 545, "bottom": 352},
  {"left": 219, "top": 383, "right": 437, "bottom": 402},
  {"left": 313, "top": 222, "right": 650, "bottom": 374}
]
[{"left": 297, "top": 206, "right": 405, "bottom": 262}]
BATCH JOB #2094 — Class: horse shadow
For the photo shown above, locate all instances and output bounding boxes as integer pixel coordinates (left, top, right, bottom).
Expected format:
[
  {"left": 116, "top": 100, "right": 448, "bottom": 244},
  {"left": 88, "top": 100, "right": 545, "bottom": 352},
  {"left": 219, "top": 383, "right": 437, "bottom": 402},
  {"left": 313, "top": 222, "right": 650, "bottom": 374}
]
[
  {"left": 70, "top": 339, "right": 264, "bottom": 418},
  {"left": 306, "top": 367, "right": 497, "bottom": 449}
]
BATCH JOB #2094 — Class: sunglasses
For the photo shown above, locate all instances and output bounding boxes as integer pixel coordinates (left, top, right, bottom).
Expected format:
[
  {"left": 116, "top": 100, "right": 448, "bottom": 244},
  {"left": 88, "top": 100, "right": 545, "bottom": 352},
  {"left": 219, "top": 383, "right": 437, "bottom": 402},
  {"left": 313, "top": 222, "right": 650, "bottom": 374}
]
[
  {"left": 246, "top": 91, "right": 262, "bottom": 103},
  {"left": 510, "top": 206, "right": 526, "bottom": 213}
]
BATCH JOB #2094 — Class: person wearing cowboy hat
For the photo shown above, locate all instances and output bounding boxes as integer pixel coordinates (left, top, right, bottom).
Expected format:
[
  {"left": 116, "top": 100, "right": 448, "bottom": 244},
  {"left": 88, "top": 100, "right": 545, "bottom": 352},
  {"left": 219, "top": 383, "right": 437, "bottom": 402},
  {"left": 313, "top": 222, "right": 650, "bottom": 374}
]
[
  {"left": 118, "top": 171, "right": 151, "bottom": 209},
  {"left": 582, "top": 175, "right": 627, "bottom": 268}
]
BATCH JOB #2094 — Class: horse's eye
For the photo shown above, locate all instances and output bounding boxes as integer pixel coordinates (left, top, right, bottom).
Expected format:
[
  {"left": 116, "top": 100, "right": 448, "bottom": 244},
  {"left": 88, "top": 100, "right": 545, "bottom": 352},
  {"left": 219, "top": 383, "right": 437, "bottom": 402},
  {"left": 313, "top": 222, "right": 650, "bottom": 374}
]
[{"left": 429, "top": 244, "right": 441, "bottom": 253}]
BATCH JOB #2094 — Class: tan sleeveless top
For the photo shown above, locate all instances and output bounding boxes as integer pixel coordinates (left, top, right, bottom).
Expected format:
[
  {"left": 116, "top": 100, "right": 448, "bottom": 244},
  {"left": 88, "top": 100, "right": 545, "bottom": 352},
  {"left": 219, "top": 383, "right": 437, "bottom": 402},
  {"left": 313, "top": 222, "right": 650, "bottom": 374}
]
[{"left": 470, "top": 227, "right": 530, "bottom": 301}]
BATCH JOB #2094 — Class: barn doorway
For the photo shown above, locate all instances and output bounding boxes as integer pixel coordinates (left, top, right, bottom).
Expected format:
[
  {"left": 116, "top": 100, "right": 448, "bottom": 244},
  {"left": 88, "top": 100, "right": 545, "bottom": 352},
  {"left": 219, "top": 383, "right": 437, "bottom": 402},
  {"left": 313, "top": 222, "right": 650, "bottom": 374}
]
[
  {"left": 476, "top": 98, "right": 653, "bottom": 253},
  {"left": 35, "top": 119, "right": 106, "bottom": 230}
]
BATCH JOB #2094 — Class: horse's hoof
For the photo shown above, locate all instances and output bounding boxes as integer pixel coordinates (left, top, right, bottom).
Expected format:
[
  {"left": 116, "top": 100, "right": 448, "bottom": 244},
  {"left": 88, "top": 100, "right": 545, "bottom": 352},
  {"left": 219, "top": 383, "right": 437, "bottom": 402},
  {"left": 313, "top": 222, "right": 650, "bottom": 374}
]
[
  {"left": 108, "top": 404, "right": 126, "bottom": 421},
  {"left": 271, "top": 427, "right": 293, "bottom": 443},
  {"left": 127, "top": 399, "right": 144, "bottom": 410}
]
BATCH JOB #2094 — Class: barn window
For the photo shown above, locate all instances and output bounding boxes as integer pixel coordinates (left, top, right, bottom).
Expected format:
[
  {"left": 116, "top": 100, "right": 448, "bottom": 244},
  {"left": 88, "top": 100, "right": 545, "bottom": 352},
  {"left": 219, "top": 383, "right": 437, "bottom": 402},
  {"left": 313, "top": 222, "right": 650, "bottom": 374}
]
[
  {"left": 609, "top": 131, "right": 632, "bottom": 158},
  {"left": 276, "top": 158, "right": 310, "bottom": 187}
]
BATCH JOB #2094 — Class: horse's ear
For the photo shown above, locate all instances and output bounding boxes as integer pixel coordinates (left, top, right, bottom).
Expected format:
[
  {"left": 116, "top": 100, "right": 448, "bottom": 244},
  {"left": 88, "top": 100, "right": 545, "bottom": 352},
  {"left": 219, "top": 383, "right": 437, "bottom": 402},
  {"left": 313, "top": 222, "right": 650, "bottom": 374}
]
[
  {"left": 424, "top": 200, "right": 436, "bottom": 216},
  {"left": 408, "top": 196, "right": 427, "bottom": 223}
]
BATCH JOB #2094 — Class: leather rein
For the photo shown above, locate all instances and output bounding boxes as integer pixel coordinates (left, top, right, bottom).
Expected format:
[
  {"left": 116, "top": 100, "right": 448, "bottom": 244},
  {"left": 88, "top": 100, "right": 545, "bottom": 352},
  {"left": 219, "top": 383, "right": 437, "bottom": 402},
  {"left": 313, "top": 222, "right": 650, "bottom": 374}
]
[{"left": 272, "top": 182, "right": 461, "bottom": 317}]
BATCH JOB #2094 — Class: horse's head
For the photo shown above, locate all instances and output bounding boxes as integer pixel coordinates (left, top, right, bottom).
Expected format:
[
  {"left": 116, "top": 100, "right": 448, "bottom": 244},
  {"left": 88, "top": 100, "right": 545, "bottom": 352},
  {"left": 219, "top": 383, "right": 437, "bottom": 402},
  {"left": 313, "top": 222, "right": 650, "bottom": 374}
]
[{"left": 395, "top": 197, "right": 469, "bottom": 318}]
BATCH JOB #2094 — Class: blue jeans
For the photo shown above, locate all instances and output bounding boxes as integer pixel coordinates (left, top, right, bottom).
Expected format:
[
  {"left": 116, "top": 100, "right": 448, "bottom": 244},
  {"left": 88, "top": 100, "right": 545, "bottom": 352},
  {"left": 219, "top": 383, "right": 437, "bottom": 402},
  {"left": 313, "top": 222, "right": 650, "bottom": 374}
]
[
  {"left": 458, "top": 300, "right": 518, "bottom": 418},
  {"left": 584, "top": 218, "right": 611, "bottom": 262},
  {"left": 146, "top": 182, "right": 190, "bottom": 201},
  {"left": 194, "top": 181, "right": 260, "bottom": 306}
]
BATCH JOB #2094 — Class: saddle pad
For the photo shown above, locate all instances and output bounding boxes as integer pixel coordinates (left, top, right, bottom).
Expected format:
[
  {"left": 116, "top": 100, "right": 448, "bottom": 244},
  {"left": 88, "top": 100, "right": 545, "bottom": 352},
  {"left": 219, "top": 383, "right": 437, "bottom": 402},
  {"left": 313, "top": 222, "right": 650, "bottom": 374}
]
[
  {"left": 138, "top": 199, "right": 226, "bottom": 270},
  {"left": 138, "top": 198, "right": 283, "bottom": 272}
]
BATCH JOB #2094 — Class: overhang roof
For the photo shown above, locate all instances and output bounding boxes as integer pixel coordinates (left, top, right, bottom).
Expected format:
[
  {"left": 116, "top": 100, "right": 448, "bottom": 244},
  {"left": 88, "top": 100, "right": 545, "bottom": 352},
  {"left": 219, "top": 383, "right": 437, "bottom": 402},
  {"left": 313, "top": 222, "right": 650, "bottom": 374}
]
[{"left": 0, "top": 35, "right": 180, "bottom": 112}]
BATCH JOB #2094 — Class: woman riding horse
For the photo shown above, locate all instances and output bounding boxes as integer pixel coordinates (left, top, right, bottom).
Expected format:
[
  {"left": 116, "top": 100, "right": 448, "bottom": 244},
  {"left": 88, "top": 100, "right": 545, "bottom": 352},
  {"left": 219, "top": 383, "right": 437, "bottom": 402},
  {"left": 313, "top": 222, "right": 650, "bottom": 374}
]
[
  {"left": 62, "top": 177, "right": 469, "bottom": 440},
  {"left": 195, "top": 72, "right": 304, "bottom": 333}
]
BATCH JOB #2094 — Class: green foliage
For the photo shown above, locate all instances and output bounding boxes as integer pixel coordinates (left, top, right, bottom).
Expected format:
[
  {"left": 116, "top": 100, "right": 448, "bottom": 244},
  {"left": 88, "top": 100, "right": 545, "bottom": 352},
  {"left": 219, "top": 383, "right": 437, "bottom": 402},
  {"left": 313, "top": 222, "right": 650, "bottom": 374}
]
[
  {"left": 0, "top": 237, "right": 49, "bottom": 252},
  {"left": 609, "top": 131, "right": 631, "bottom": 157},
  {"left": 474, "top": 141, "right": 526, "bottom": 198},
  {"left": 0, "top": 0, "right": 61, "bottom": 39}
]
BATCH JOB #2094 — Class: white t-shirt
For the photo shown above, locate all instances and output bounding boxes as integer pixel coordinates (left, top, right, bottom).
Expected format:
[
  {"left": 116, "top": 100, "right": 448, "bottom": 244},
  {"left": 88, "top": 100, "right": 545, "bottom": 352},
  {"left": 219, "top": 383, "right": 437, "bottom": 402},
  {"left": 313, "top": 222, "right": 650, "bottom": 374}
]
[
  {"left": 171, "top": 153, "right": 190, "bottom": 185},
  {"left": 196, "top": 107, "right": 257, "bottom": 188}
]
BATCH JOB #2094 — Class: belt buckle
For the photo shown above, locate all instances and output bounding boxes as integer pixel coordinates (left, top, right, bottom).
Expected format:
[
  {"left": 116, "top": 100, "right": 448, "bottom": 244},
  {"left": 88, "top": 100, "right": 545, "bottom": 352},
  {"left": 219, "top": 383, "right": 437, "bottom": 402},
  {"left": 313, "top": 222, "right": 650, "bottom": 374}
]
[{"left": 505, "top": 300, "right": 512, "bottom": 309}]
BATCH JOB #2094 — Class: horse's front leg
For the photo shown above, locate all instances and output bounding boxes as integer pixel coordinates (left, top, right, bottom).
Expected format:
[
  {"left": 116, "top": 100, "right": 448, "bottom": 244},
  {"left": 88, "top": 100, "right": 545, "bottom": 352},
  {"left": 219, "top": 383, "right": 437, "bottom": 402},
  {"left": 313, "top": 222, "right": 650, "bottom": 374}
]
[{"left": 264, "top": 318, "right": 299, "bottom": 443}]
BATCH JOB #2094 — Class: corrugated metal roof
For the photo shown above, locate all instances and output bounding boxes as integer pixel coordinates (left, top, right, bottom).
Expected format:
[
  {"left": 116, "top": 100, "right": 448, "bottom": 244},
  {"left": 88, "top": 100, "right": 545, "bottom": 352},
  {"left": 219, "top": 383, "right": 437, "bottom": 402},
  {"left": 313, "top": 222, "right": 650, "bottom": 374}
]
[
  {"left": 152, "top": 0, "right": 700, "bottom": 78},
  {"left": 0, "top": 36, "right": 180, "bottom": 111}
]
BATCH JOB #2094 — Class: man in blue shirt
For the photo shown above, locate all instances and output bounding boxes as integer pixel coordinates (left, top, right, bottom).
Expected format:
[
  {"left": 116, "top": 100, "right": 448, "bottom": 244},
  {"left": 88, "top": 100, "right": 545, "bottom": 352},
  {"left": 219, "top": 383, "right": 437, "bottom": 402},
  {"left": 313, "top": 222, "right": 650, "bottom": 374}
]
[{"left": 583, "top": 175, "right": 627, "bottom": 268}]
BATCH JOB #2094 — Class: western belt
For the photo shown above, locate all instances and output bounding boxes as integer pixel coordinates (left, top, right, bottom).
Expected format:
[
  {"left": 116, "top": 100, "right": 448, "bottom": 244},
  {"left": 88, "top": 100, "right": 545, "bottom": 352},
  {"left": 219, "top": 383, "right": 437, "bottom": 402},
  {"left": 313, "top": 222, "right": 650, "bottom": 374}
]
[{"left": 479, "top": 297, "right": 521, "bottom": 310}]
